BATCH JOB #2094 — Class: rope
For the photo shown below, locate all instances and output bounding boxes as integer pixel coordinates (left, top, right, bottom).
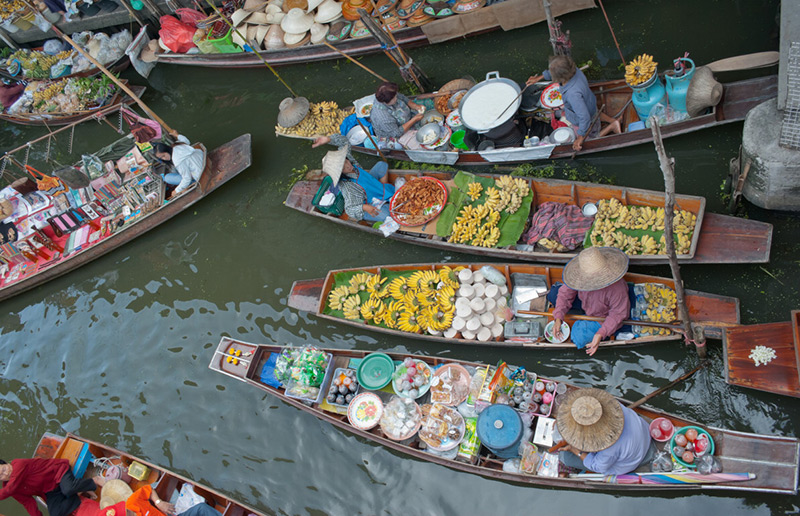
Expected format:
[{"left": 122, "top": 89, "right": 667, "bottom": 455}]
[
  {"left": 45, "top": 135, "right": 51, "bottom": 162},
  {"left": 399, "top": 57, "right": 413, "bottom": 71}
]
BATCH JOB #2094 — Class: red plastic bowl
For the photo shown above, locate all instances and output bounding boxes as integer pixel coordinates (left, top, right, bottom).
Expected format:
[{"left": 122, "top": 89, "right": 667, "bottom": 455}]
[
  {"left": 649, "top": 417, "right": 675, "bottom": 442},
  {"left": 389, "top": 176, "right": 448, "bottom": 227}
]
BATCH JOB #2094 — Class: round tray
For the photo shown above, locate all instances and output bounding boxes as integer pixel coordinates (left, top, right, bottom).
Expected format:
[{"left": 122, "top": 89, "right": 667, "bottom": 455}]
[
  {"left": 446, "top": 111, "right": 463, "bottom": 129},
  {"left": 392, "top": 359, "right": 433, "bottom": 399},
  {"left": 669, "top": 425, "right": 715, "bottom": 468},
  {"left": 430, "top": 363, "right": 471, "bottom": 406},
  {"left": 419, "top": 403, "right": 466, "bottom": 451},
  {"left": 544, "top": 320, "right": 570, "bottom": 343},
  {"left": 649, "top": 417, "right": 675, "bottom": 442},
  {"left": 357, "top": 352, "right": 394, "bottom": 390},
  {"left": 540, "top": 83, "right": 563, "bottom": 109},
  {"left": 347, "top": 392, "right": 384, "bottom": 430},
  {"left": 389, "top": 176, "right": 448, "bottom": 227},
  {"left": 380, "top": 395, "right": 423, "bottom": 441}
]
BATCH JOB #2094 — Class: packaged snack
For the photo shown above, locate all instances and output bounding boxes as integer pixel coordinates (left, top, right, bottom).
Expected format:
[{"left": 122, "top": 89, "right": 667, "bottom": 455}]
[{"left": 456, "top": 417, "right": 481, "bottom": 464}]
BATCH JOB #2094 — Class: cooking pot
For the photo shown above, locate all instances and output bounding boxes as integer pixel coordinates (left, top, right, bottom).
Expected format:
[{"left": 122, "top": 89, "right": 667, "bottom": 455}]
[
  {"left": 420, "top": 109, "right": 445, "bottom": 126},
  {"left": 416, "top": 122, "right": 443, "bottom": 145},
  {"left": 458, "top": 71, "right": 522, "bottom": 133}
]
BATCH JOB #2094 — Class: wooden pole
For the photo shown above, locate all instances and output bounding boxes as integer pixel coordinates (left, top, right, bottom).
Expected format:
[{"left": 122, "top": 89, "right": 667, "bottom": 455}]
[
  {"left": 542, "top": 0, "right": 558, "bottom": 56},
  {"left": 649, "top": 115, "right": 705, "bottom": 358},
  {"left": 354, "top": 117, "right": 387, "bottom": 162},
  {"left": 47, "top": 25, "right": 176, "bottom": 135},
  {"left": 517, "top": 309, "right": 687, "bottom": 332},
  {"left": 322, "top": 41, "right": 389, "bottom": 82},
  {"left": 595, "top": 0, "right": 625, "bottom": 64},
  {"left": 627, "top": 361, "right": 709, "bottom": 409}
]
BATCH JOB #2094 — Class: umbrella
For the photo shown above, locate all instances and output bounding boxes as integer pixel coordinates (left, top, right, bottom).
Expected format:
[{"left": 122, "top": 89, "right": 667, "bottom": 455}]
[{"left": 577, "top": 472, "right": 756, "bottom": 485}]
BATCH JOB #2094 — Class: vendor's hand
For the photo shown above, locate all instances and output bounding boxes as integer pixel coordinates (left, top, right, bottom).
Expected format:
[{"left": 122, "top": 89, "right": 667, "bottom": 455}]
[
  {"left": 526, "top": 74, "right": 544, "bottom": 87},
  {"left": 411, "top": 112, "right": 424, "bottom": 123},
  {"left": 155, "top": 500, "right": 175, "bottom": 515},
  {"left": 553, "top": 318, "right": 563, "bottom": 339},
  {"left": 168, "top": 130, "right": 179, "bottom": 139},
  {"left": 572, "top": 135, "right": 585, "bottom": 152},
  {"left": 586, "top": 333, "right": 602, "bottom": 356},
  {"left": 363, "top": 204, "right": 379, "bottom": 216},
  {"left": 312, "top": 136, "right": 330, "bottom": 148}
]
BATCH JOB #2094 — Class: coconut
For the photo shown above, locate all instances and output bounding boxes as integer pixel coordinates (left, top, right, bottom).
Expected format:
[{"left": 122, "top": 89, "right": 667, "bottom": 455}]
[
  {"left": 469, "top": 297, "right": 485, "bottom": 313},
  {"left": 466, "top": 316, "right": 481, "bottom": 332},
  {"left": 458, "top": 285, "right": 475, "bottom": 299},
  {"left": 483, "top": 297, "right": 496, "bottom": 313},
  {"left": 428, "top": 328, "right": 440, "bottom": 336},
  {"left": 462, "top": 329, "right": 476, "bottom": 340},
  {"left": 484, "top": 283, "right": 499, "bottom": 299},
  {"left": 472, "top": 271, "right": 485, "bottom": 284},
  {"left": 456, "top": 305, "right": 472, "bottom": 319},
  {"left": 472, "top": 282, "right": 486, "bottom": 298},
  {"left": 443, "top": 327, "right": 458, "bottom": 339},
  {"left": 477, "top": 327, "right": 492, "bottom": 342},
  {"left": 491, "top": 323, "right": 504, "bottom": 338},
  {"left": 458, "top": 268, "right": 473, "bottom": 284},
  {"left": 452, "top": 316, "right": 466, "bottom": 331},
  {"left": 496, "top": 296, "right": 508, "bottom": 308},
  {"left": 455, "top": 297, "right": 471, "bottom": 312},
  {"left": 479, "top": 312, "right": 495, "bottom": 327},
  {"left": 494, "top": 312, "right": 506, "bottom": 325}
]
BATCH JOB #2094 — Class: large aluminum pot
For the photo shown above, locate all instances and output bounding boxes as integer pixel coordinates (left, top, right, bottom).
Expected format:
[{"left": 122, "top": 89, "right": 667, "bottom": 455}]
[{"left": 458, "top": 71, "right": 522, "bottom": 133}]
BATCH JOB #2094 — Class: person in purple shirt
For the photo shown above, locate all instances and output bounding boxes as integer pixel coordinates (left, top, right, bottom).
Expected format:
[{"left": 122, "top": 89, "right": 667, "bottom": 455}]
[
  {"left": 556, "top": 388, "right": 656, "bottom": 475},
  {"left": 549, "top": 247, "right": 630, "bottom": 355},
  {"left": 527, "top": 56, "right": 621, "bottom": 151}
]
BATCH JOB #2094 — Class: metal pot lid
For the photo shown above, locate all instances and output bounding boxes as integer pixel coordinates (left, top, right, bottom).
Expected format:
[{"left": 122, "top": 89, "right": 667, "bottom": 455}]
[{"left": 458, "top": 71, "right": 521, "bottom": 132}]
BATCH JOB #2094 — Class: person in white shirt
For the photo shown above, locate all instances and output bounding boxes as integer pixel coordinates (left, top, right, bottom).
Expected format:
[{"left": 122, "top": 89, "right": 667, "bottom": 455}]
[{"left": 153, "top": 132, "right": 206, "bottom": 199}]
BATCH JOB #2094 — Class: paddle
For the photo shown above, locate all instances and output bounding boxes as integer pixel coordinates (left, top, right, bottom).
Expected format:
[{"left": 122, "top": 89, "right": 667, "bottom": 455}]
[
  {"left": 626, "top": 360, "right": 710, "bottom": 410},
  {"left": 516, "top": 309, "right": 684, "bottom": 331},
  {"left": 706, "top": 51, "right": 779, "bottom": 73}
]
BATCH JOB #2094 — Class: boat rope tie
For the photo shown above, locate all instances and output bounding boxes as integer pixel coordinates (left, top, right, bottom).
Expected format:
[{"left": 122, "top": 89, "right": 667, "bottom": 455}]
[
  {"left": 380, "top": 43, "right": 398, "bottom": 51},
  {"left": 0, "top": 155, "right": 7, "bottom": 179},
  {"left": 399, "top": 57, "right": 414, "bottom": 71}
]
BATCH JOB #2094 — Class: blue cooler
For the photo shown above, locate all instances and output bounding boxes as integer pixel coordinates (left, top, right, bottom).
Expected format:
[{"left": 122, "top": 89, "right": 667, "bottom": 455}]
[{"left": 477, "top": 404, "right": 523, "bottom": 458}]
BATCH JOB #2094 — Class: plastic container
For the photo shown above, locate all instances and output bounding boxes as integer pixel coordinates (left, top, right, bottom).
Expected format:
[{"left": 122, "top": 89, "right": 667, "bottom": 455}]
[
  {"left": 450, "top": 130, "right": 468, "bottom": 150},
  {"left": 347, "top": 392, "right": 383, "bottom": 430},
  {"left": 206, "top": 29, "right": 242, "bottom": 53},
  {"left": 311, "top": 175, "right": 344, "bottom": 216},
  {"left": 631, "top": 69, "right": 667, "bottom": 121},
  {"left": 669, "top": 425, "right": 715, "bottom": 468},
  {"left": 127, "top": 461, "right": 150, "bottom": 481},
  {"left": 357, "top": 352, "right": 394, "bottom": 390},
  {"left": 285, "top": 352, "right": 334, "bottom": 404},
  {"left": 665, "top": 58, "right": 695, "bottom": 113},
  {"left": 324, "top": 367, "right": 361, "bottom": 407},
  {"left": 477, "top": 404, "right": 523, "bottom": 458},
  {"left": 649, "top": 417, "right": 675, "bottom": 442}
]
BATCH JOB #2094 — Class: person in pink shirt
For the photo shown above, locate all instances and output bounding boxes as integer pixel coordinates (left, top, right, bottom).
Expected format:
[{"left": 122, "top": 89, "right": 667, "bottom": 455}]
[{"left": 549, "top": 247, "right": 630, "bottom": 356}]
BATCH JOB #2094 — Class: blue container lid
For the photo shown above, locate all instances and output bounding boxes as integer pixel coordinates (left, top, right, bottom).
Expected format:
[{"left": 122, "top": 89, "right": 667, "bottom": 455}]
[{"left": 477, "top": 404, "right": 523, "bottom": 451}]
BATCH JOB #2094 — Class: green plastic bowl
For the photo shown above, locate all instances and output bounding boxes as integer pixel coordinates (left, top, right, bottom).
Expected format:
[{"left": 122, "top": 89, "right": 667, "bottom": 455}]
[
  {"left": 357, "top": 353, "right": 394, "bottom": 390},
  {"left": 669, "top": 425, "right": 715, "bottom": 468}
]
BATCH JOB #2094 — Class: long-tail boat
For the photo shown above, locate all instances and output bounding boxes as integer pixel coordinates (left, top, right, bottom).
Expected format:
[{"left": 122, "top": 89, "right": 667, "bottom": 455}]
[
  {"left": 0, "top": 83, "right": 145, "bottom": 126},
  {"left": 723, "top": 310, "right": 800, "bottom": 398},
  {"left": 0, "top": 133, "right": 252, "bottom": 303},
  {"left": 283, "top": 75, "right": 777, "bottom": 166},
  {"left": 33, "top": 433, "right": 266, "bottom": 516},
  {"left": 287, "top": 262, "right": 740, "bottom": 350},
  {"left": 152, "top": 0, "right": 592, "bottom": 68},
  {"left": 209, "top": 338, "right": 799, "bottom": 494},
  {"left": 285, "top": 169, "right": 772, "bottom": 265}
]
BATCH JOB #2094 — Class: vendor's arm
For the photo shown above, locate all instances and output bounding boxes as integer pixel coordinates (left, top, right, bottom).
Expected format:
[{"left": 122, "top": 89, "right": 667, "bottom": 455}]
[
  {"left": 149, "top": 487, "right": 175, "bottom": 515},
  {"left": 551, "top": 285, "right": 578, "bottom": 339},
  {"left": 526, "top": 73, "right": 545, "bottom": 87},
  {"left": 582, "top": 448, "right": 617, "bottom": 475},
  {"left": 569, "top": 90, "right": 594, "bottom": 150},
  {"left": 403, "top": 94, "right": 424, "bottom": 112},
  {"left": 12, "top": 495, "right": 43, "bottom": 516}
]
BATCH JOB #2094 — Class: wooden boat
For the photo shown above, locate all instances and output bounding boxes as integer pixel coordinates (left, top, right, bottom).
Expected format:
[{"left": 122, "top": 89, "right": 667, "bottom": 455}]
[
  {"left": 287, "top": 262, "right": 741, "bottom": 350},
  {"left": 0, "top": 134, "right": 252, "bottom": 303},
  {"left": 33, "top": 432, "right": 266, "bottom": 516},
  {"left": 723, "top": 310, "right": 800, "bottom": 398},
  {"left": 0, "top": 83, "right": 145, "bottom": 126},
  {"left": 285, "top": 169, "right": 773, "bottom": 265},
  {"left": 151, "top": 0, "right": 592, "bottom": 68},
  {"left": 209, "top": 338, "right": 800, "bottom": 494},
  {"left": 0, "top": 53, "right": 130, "bottom": 82},
  {"left": 300, "top": 75, "right": 777, "bottom": 166}
]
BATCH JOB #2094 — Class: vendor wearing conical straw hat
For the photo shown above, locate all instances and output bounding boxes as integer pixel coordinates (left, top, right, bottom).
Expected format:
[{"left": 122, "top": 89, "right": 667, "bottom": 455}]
[
  {"left": 548, "top": 247, "right": 630, "bottom": 356},
  {"left": 556, "top": 388, "right": 655, "bottom": 474}
]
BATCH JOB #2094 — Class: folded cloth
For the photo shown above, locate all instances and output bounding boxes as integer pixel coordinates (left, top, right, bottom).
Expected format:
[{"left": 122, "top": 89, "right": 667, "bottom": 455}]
[{"left": 523, "top": 201, "right": 594, "bottom": 250}]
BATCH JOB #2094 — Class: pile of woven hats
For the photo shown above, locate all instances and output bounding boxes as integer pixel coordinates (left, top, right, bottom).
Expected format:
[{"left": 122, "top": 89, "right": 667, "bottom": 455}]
[{"left": 230, "top": 0, "right": 344, "bottom": 50}]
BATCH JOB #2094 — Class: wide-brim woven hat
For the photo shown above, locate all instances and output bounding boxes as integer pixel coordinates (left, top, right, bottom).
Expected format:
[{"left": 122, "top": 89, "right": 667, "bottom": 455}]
[
  {"left": 686, "top": 66, "right": 723, "bottom": 117},
  {"left": 453, "top": 0, "right": 485, "bottom": 13},
  {"left": 284, "top": 31, "right": 310, "bottom": 46},
  {"left": 140, "top": 38, "right": 159, "bottom": 63},
  {"left": 562, "top": 246, "right": 628, "bottom": 292},
  {"left": 277, "top": 96, "right": 310, "bottom": 127},
  {"left": 314, "top": 0, "right": 342, "bottom": 23},
  {"left": 556, "top": 387, "right": 624, "bottom": 452},
  {"left": 281, "top": 7, "right": 314, "bottom": 33},
  {"left": 321, "top": 145, "right": 349, "bottom": 186},
  {"left": 99, "top": 479, "right": 133, "bottom": 509},
  {"left": 309, "top": 22, "right": 329, "bottom": 43},
  {"left": 248, "top": 11, "right": 269, "bottom": 24},
  {"left": 244, "top": 0, "right": 268, "bottom": 10},
  {"left": 231, "top": 8, "right": 250, "bottom": 26},
  {"left": 255, "top": 24, "right": 270, "bottom": 45},
  {"left": 306, "top": 0, "right": 325, "bottom": 11}
]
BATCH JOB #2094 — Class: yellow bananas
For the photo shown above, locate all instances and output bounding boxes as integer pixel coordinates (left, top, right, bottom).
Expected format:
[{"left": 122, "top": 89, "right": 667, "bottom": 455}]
[
  {"left": 467, "top": 182, "right": 483, "bottom": 201},
  {"left": 275, "top": 100, "right": 354, "bottom": 138},
  {"left": 327, "top": 285, "right": 352, "bottom": 311},
  {"left": 625, "top": 53, "right": 657, "bottom": 86}
]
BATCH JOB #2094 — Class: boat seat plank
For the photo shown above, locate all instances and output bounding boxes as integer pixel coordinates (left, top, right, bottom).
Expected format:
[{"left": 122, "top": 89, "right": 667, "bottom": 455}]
[
  {"left": 719, "top": 432, "right": 800, "bottom": 464},
  {"left": 285, "top": 181, "right": 318, "bottom": 213},
  {"left": 693, "top": 213, "right": 772, "bottom": 264},
  {"left": 724, "top": 322, "right": 800, "bottom": 397}
]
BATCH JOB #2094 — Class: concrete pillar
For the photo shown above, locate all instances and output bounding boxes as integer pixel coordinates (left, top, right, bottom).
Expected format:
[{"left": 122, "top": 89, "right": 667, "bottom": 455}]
[{"left": 741, "top": 99, "right": 800, "bottom": 211}]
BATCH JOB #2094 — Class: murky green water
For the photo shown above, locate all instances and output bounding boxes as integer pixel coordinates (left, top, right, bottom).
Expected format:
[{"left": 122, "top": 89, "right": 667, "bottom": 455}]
[{"left": 3, "top": 0, "right": 800, "bottom": 514}]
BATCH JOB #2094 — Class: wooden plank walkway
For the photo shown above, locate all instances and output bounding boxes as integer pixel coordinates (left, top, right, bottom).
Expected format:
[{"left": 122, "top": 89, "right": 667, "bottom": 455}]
[{"left": 724, "top": 310, "right": 800, "bottom": 398}]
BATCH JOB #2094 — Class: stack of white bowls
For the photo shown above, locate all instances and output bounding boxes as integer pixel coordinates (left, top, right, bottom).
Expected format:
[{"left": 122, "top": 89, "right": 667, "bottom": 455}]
[{"left": 445, "top": 268, "right": 509, "bottom": 341}]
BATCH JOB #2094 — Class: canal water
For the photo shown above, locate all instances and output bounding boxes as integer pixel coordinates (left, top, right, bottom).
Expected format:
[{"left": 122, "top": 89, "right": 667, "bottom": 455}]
[{"left": 2, "top": 0, "right": 799, "bottom": 514}]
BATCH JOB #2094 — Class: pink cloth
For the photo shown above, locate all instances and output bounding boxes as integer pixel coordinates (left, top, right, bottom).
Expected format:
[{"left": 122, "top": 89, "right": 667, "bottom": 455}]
[{"left": 551, "top": 279, "right": 630, "bottom": 338}]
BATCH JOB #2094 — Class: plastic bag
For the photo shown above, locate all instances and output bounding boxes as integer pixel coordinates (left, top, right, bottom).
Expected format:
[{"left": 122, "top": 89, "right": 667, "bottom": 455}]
[
  {"left": 650, "top": 450, "right": 673, "bottom": 472},
  {"left": 82, "top": 154, "right": 104, "bottom": 179},
  {"left": 159, "top": 15, "right": 197, "bottom": 53},
  {"left": 176, "top": 8, "right": 206, "bottom": 26},
  {"left": 645, "top": 103, "right": 690, "bottom": 128},
  {"left": 174, "top": 484, "right": 205, "bottom": 514},
  {"left": 696, "top": 455, "right": 722, "bottom": 475},
  {"left": 192, "top": 28, "right": 220, "bottom": 54}
]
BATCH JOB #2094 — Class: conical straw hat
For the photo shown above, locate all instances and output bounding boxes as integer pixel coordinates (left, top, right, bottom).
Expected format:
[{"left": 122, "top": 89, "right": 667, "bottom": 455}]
[
  {"left": 246, "top": 24, "right": 258, "bottom": 41},
  {"left": 321, "top": 145, "right": 349, "bottom": 186},
  {"left": 264, "top": 24, "right": 286, "bottom": 48},
  {"left": 278, "top": 96, "right": 310, "bottom": 127},
  {"left": 314, "top": 0, "right": 342, "bottom": 22},
  {"left": 243, "top": 0, "right": 268, "bottom": 11},
  {"left": 309, "top": 22, "right": 329, "bottom": 44},
  {"left": 231, "top": 8, "right": 250, "bottom": 26},
  {"left": 265, "top": 6, "right": 285, "bottom": 23},
  {"left": 99, "top": 480, "right": 133, "bottom": 509},
  {"left": 283, "top": 0, "right": 307, "bottom": 11},
  {"left": 284, "top": 31, "right": 310, "bottom": 47},
  {"left": 561, "top": 246, "right": 628, "bottom": 292},
  {"left": 306, "top": 0, "right": 325, "bottom": 11},
  {"left": 281, "top": 7, "right": 314, "bottom": 33},
  {"left": 255, "top": 24, "right": 269, "bottom": 45},
  {"left": 686, "top": 66, "right": 723, "bottom": 117},
  {"left": 248, "top": 11, "right": 269, "bottom": 24},
  {"left": 556, "top": 388, "right": 624, "bottom": 452}
]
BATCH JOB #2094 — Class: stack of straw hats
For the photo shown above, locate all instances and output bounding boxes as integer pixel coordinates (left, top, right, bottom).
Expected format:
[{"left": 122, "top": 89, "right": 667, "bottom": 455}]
[{"left": 230, "top": 0, "right": 345, "bottom": 50}]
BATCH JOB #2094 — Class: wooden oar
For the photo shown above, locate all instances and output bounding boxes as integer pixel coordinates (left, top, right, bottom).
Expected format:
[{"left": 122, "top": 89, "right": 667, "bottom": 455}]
[
  {"left": 626, "top": 360, "right": 709, "bottom": 410},
  {"left": 706, "top": 51, "right": 779, "bottom": 73},
  {"left": 516, "top": 309, "right": 682, "bottom": 331},
  {"left": 323, "top": 41, "right": 389, "bottom": 83}
]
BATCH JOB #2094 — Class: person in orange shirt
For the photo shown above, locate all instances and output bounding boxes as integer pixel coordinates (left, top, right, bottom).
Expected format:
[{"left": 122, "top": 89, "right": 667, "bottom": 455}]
[{"left": 123, "top": 485, "right": 221, "bottom": 516}]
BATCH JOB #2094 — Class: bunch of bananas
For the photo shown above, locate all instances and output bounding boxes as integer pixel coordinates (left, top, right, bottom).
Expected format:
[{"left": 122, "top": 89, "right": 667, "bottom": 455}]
[
  {"left": 625, "top": 53, "right": 657, "bottom": 86},
  {"left": 1, "top": 0, "right": 26, "bottom": 20},
  {"left": 31, "top": 80, "right": 65, "bottom": 104},
  {"left": 275, "top": 101, "right": 354, "bottom": 138},
  {"left": 673, "top": 209, "right": 696, "bottom": 236},
  {"left": 537, "top": 237, "right": 567, "bottom": 252},
  {"left": 467, "top": 181, "right": 483, "bottom": 201},
  {"left": 638, "top": 283, "right": 677, "bottom": 335},
  {"left": 492, "top": 175, "right": 530, "bottom": 214},
  {"left": 328, "top": 267, "right": 463, "bottom": 334},
  {"left": 9, "top": 49, "right": 70, "bottom": 79},
  {"left": 449, "top": 204, "right": 501, "bottom": 247}
]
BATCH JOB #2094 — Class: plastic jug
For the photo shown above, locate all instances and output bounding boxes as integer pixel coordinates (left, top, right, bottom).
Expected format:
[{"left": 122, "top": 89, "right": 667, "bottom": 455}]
[
  {"left": 665, "top": 57, "right": 695, "bottom": 114},
  {"left": 631, "top": 69, "right": 667, "bottom": 122}
]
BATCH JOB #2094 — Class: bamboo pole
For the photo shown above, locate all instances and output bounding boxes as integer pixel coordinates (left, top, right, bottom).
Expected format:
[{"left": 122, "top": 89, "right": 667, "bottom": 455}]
[
  {"left": 355, "top": 117, "right": 387, "bottom": 162},
  {"left": 595, "top": 0, "right": 625, "bottom": 64},
  {"left": 322, "top": 41, "right": 389, "bottom": 82},
  {"left": 47, "top": 25, "right": 176, "bottom": 134},
  {"left": 649, "top": 115, "right": 705, "bottom": 358},
  {"left": 627, "top": 361, "right": 709, "bottom": 409},
  {"left": 542, "top": 0, "right": 558, "bottom": 56}
]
